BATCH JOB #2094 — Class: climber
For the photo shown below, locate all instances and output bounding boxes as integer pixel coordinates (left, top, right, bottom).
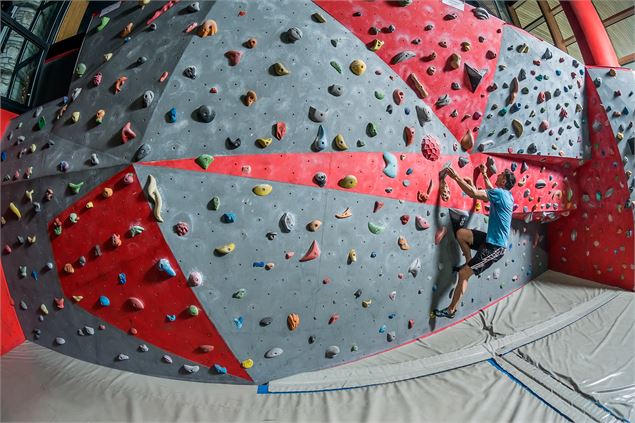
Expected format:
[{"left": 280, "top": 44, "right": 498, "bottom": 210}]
[{"left": 433, "top": 164, "right": 516, "bottom": 319}]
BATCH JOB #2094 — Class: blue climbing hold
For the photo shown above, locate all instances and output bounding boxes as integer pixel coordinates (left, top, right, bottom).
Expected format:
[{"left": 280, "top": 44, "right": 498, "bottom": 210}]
[
  {"left": 99, "top": 296, "right": 110, "bottom": 306},
  {"left": 158, "top": 258, "right": 176, "bottom": 277},
  {"left": 379, "top": 325, "right": 387, "bottom": 333},
  {"left": 555, "top": 69, "right": 561, "bottom": 76},
  {"left": 213, "top": 364, "right": 227, "bottom": 374},
  {"left": 234, "top": 316, "right": 244, "bottom": 329},
  {"left": 388, "top": 313, "right": 396, "bottom": 319},
  {"left": 166, "top": 314, "right": 176, "bottom": 322},
  {"left": 222, "top": 212, "right": 236, "bottom": 223},
  {"left": 406, "top": 168, "right": 413, "bottom": 175},
  {"left": 404, "top": 107, "right": 410, "bottom": 115},
  {"left": 511, "top": 163, "right": 518, "bottom": 172},
  {"left": 312, "top": 125, "right": 327, "bottom": 152},
  {"left": 370, "top": 252, "right": 377, "bottom": 258},
  {"left": 31, "top": 270, "right": 38, "bottom": 280},
  {"left": 1, "top": 152, "right": 6, "bottom": 161},
  {"left": 253, "top": 261, "right": 265, "bottom": 267},
  {"left": 168, "top": 107, "right": 177, "bottom": 123},
  {"left": 382, "top": 152, "right": 398, "bottom": 178},
  {"left": 118, "top": 273, "right": 126, "bottom": 284},
  {"left": 510, "top": 102, "right": 521, "bottom": 113}
]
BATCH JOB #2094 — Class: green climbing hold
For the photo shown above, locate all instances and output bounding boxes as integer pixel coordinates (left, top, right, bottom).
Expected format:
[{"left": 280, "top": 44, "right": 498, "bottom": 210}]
[
  {"left": 368, "top": 221, "right": 385, "bottom": 234},
  {"left": 68, "top": 182, "right": 84, "bottom": 194},
  {"left": 330, "top": 61, "right": 342, "bottom": 74},
  {"left": 188, "top": 305, "right": 199, "bottom": 316},
  {"left": 54, "top": 226, "right": 62, "bottom": 236},
  {"left": 210, "top": 196, "right": 220, "bottom": 211},
  {"left": 195, "top": 154, "right": 214, "bottom": 170},
  {"left": 374, "top": 91, "right": 385, "bottom": 100},
  {"left": 233, "top": 288, "right": 246, "bottom": 299},
  {"left": 75, "top": 63, "right": 86, "bottom": 77},
  {"left": 97, "top": 16, "right": 110, "bottom": 31},
  {"left": 595, "top": 191, "right": 602, "bottom": 201},
  {"left": 366, "top": 122, "right": 377, "bottom": 137},
  {"left": 130, "top": 225, "right": 145, "bottom": 237},
  {"left": 37, "top": 116, "right": 46, "bottom": 130}
]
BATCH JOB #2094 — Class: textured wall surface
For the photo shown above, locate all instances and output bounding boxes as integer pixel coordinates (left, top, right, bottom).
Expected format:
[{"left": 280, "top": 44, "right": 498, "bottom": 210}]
[{"left": 2, "top": 0, "right": 629, "bottom": 383}]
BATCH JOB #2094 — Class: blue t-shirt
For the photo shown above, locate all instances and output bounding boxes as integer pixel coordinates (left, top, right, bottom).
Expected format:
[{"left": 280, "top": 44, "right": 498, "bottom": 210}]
[{"left": 486, "top": 188, "right": 513, "bottom": 247}]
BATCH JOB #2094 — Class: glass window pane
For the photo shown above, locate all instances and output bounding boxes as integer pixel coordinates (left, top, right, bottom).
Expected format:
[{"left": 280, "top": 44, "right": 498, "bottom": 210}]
[
  {"left": 0, "top": 29, "right": 26, "bottom": 98},
  {"left": 514, "top": 0, "right": 543, "bottom": 27},
  {"left": 606, "top": 15, "right": 635, "bottom": 60},
  {"left": 553, "top": 10, "right": 574, "bottom": 40},
  {"left": 530, "top": 21, "right": 554, "bottom": 44},
  {"left": 8, "top": 57, "right": 37, "bottom": 104},
  {"left": 567, "top": 42, "right": 584, "bottom": 62},
  {"left": 593, "top": 0, "right": 634, "bottom": 21},
  {"left": 30, "top": 2, "right": 60, "bottom": 40},
  {"left": 6, "top": 1, "right": 42, "bottom": 30}
]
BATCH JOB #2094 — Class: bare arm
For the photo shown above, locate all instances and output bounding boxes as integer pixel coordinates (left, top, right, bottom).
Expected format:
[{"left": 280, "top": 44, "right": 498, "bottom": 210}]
[{"left": 447, "top": 167, "right": 489, "bottom": 202}]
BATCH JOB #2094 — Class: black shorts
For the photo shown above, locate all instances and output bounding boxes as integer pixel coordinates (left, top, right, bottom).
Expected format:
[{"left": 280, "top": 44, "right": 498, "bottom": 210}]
[{"left": 466, "top": 230, "right": 505, "bottom": 276}]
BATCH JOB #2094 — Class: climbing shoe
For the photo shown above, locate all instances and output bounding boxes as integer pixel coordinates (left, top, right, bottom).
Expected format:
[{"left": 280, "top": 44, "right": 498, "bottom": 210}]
[{"left": 433, "top": 307, "right": 456, "bottom": 319}]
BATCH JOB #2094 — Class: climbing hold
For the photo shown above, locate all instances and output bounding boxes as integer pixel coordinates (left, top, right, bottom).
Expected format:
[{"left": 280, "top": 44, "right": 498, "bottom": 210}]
[
  {"left": 162, "top": 355, "right": 173, "bottom": 364},
  {"left": 75, "top": 63, "right": 86, "bottom": 77},
  {"left": 408, "top": 73, "right": 428, "bottom": 99},
  {"left": 335, "top": 208, "right": 352, "bottom": 219},
  {"left": 408, "top": 258, "right": 422, "bottom": 277},
  {"left": 404, "top": 127, "right": 415, "bottom": 146},
  {"left": 312, "top": 125, "right": 327, "bottom": 152},
  {"left": 8, "top": 202, "right": 21, "bottom": 220},
  {"left": 472, "top": 7, "right": 490, "bottom": 19},
  {"left": 225, "top": 50, "right": 242, "bottom": 66},
  {"left": 68, "top": 182, "right": 84, "bottom": 194},
  {"left": 338, "top": 175, "right": 357, "bottom": 189},
  {"left": 241, "top": 359, "right": 254, "bottom": 369},
  {"left": 287, "top": 313, "right": 300, "bottom": 331},
  {"left": 55, "top": 337, "right": 66, "bottom": 346},
  {"left": 188, "top": 305, "right": 199, "bottom": 316},
  {"left": 368, "top": 221, "right": 385, "bottom": 234},
  {"left": 309, "top": 106, "right": 328, "bottom": 123},
  {"left": 128, "top": 297, "right": 145, "bottom": 310},
  {"left": 221, "top": 212, "right": 236, "bottom": 223},
  {"left": 421, "top": 135, "right": 440, "bottom": 161},
  {"left": 71, "top": 111, "right": 80, "bottom": 123},
  {"left": 278, "top": 212, "right": 295, "bottom": 233},
  {"left": 252, "top": 184, "right": 272, "bottom": 196},
  {"left": 415, "top": 104, "right": 433, "bottom": 126},
  {"left": 121, "top": 122, "right": 136, "bottom": 143},
  {"left": 274, "top": 122, "right": 286, "bottom": 140},
  {"left": 158, "top": 258, "right": 176, "bottom": 277},
  {"left": 215, "top": 243, "right": 235, "bottom": 255},
  {"left": 286, "top": 27, "right": 302, "bottom": 42},
  {"left": 197, "top": 105, "right": 215, "bottom": 123},
  {"left": 243, "top": 90, "right": 257, "bottom": 106},
  {"left": 313, "top": 171, "right": 327, "bottom": 187},
  {"left": 435, "top": 94, "right": 451, "bottom": 107},
  {"left": 415, "top": 216, "right": 430, "bottom": 230},
  {"left": 174, "top": 222, "right": 189, "bottom": 236},
  {"left": 435, "top": 227, "right": 448, "bottom": 245},
  {"left": 99, "top": 296, "right": 111, "bottom": 307},
  {"left": 299, "top": 240, "right": 320, "bottom": 262},
  {"left": 272, "top": 62, "right": 289, "bottom": 76},
  {"left": 95, "top": 109, "right": 106, "bottom": 124},
  {"left": 347, "top": 249, "right": 357, "bottom": 264},
  {"left": 198, "top": 19, "right": 217, "bottom": 37},
  {"left": 114, "top": 76, "right": 128, "bottom": 94},
  {"left": 512, "top": 119, "right": 524, "bottom": 137},
  {"left": 328, "top": 84, "right": 343, "bottom": 97},
  {"left": 366, "top": 122, "right": 377, "bottom": 137},
  {"left": 305, "top": 219, "right": 323, "bottom": 233},
  {"left": 195, "top": 154, "right": 214, "bottom": 170},
  {"left": 387, "top": 331, "right": 396, "bottom": 342},
  {"left": 349, "top": 59, "right": 366, "bottom": 76},
  {"left": 265, "top": 347, "right": 283, "bottom": 358},
  {"left": 447, "top": 53, "right": 461, "bottom": 70},
  {"left": 391, "top": 51, "right": 416, "bottom": 65},
  {"left": 325, "top": 346, "right": 340, "bottom": 358},
  {"left": 506, "top": 77, "right": 519, "bottom": 105},
  {"left": 465, "top": 64, "right": 487, "bottom": 92},
  {"left": 312, "top": 12, "right": 326, "bottom": 23},
  {"left": 182, "top": 364, "right": 199, "bottom": 374},
  {"left": 535, "top": 179, "right": 546, "bottom": 189},
  {"left": 333, "top": 134, "right": 349, "bottom": 151},
  {"left": 97, "top": 16, "right": 110, "bottom": 31},
  {"left": 209, "top": 196, "right": 221, "bottom": 211},
  {"left": 460, "top": 130, "right": 474, "bottom": 151},
  {"left": 398, "top": 236, "right": 410, "bottom": 250},
  {"left": 213, "top": 364, "right": 227, "bottom": 375},
  {"left": 167, "top": 107, "right": 177, "bottom": 123},
  {"left": 256, "top": 137, "right": 273, "bottom": 148},
  {"left": 368, "top": 39, "right": 384, "bottom": 51},
  {"left": 383, "top": 152, "right": 398, "bottom": 178},
  {"left": 233, "top": 288, "right": 247, "bottom": 299},
  {"left": 146, "top": 175, "right": 163, "bottom": 222}
]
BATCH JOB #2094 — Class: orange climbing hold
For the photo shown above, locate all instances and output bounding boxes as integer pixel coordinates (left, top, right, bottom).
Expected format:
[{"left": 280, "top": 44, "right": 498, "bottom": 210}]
[{"left": 287, "top": 313, "right": 300, "bottom": 331}]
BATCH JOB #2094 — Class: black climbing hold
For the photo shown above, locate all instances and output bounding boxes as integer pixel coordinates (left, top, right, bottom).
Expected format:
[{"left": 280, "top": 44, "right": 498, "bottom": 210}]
[
  {"left": 197, "top": 105, "right": 215, "bottom": 123},
  {"left": 260, "top": 317, "right": 272, "bottom": 326},
  {"left": 328, "top": 84, "right": 343, "bottom": 97},
  {"left": 226, "top": 137, "right": 241, "bottom": 149},
  {"left": 465, "top": 63, "right": 487, "bottom": 93},
  {"left": 133, "top": 143, "right": 151, "bottom": 161}
]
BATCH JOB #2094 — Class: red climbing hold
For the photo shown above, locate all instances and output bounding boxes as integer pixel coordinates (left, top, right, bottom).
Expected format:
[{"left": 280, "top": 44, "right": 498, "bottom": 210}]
[
  {"left": 404, "top": 126, "right": 415, "bottom": 146},
  {"left": 328, "top": 314, "right": 339, "bottom": 324},
  {"left": 299, "top": 240, "right": 320, "bottom": 262},
  {"left": 400, "top": 215, "right": 410, "bottom": 225},
  {"left": 373, "top": 201, "right": 384, "bottom": 213},
  {"left": 225, "top": 50, "right": 243, "bottom": 66},
  {"left": 274, "top": 122, "right": 286, "bottom": 140},
  {"left": 54, "top": 298, "right": 65, "bottom": 309},
  {"left": 127, "top": 297, "right": 145, "bottom": 311},
  {"left": 408, "top": 319, "right": 414, "bottom": 329},
  {"left": 121, "top": 122, "right": 136, "bottom": 143},
  {"left": 421, "top": 135, "right": 440, "bottom": 161}
]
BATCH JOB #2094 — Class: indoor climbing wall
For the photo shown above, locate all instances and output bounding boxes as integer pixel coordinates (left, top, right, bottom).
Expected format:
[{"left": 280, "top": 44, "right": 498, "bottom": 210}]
[
  {"left": 2, "top": 0, "right": 615, "bottom": 384},
  {"left": 548, "top": 67, "right": 634, "bottom": 290}
]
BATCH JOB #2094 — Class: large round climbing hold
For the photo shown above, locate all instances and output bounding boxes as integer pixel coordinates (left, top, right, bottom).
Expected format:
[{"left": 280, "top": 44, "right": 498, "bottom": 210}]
[
  {"left": 128, "top": 297, "right": 144, "bottom": 310},
  {"left": 349, "top": 59, "right": 366, "bottom": 76},
  {"left": 252, "top": 184, "right": 272, "bottom": 196},
  {"left": 197, "top": 105, "right": 215, "bottom": 123},
  {"left": 421, "top": 135, "right": 440, "bottom": 161},
  {"left": 338, "top": 175, "right": 358, "bottom": 189}
]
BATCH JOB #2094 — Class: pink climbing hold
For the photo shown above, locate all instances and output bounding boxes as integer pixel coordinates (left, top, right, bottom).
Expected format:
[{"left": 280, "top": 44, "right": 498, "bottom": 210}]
[
  {"left": 408, "top": 319, "right": 414, "bottom": 329},
  {"left": 146, "top": 0, "right": 179, "bottom": 26},
  {"left": 275, "top": 122, "right": 287, "bottom": 140},
  {"left": 188, "top": 272, "right": 202, "bottom": 287},
  {"left": 225, "top": 50, "right": 243, "bottom": 66},
  {"left": 539, "top": 120, "right": 549, "bottom": 132},
  {"left": 328, "top": 314, "right": 339, "bottom": 324},
  {"left": 121, "top": 122, "right": 136, "bottom": 143},
  {"left": 285, "top": 251, "right": 295, "bottom": 259},
  {"left": 435, "top": 227, "right": 447, "bottom": 245},
  {"left": 421, "top": 135, "right": 440, "bottom": 161},
  {"left": 415, "top": 216, "right": 430, "bottom": 230},
  {"left": 184, "top": 22, "right": 198, "bottom": 33},
  {"left": 393, "top": 89, "right": 404, "bottom": 105},
  {"left": 373, "top": 201, "right": 384, "bottom": 213},
  {"left": 299, "top": 240, "right": 320, "bottom": 262},
  {"left": 159, "top": 71, "right": 169, "bottom": 82},
  {"left": 123, "top": 173, "right": 135, "bottom": 184},
  {"left": 92, "top": 72, "right": 102, "bottom": 87},
  {"left": 128, "top": 297, "right": 145, "bottom": 310},
  {"left": 400, "top": 215, "right": 410, "bottom": 225}
]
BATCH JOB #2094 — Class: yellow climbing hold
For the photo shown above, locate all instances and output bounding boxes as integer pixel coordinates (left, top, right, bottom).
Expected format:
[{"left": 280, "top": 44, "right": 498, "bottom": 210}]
[
  {"left": 215, "top": 243, "right": 235, "bottom": 255},
  {"left": 362, "top": 299, "right": 372, "bottom": 308},
  {"left": 338, "top": 175, "right": 358, "bottom": 189},
  {"left": 241, "top": 359, "right": 254, "bottom": 369},
  {"left": 368, "top": 39, "right": 384, "bottom": 51},
  {"left": 102, "top": 187, "right": 113, "bottom": 198},
  {"left": 252, "top": 184, "right": 272, "bottom": 196},
  {"left": 256, "top": 137, "right": 272, "bottom": 148},
  {"left": 348, "top": 249, "right": 357, "bottom": 263},
  {"left": 334, "top": 134, "right": 349, "bottom": 150},
  {"left": 335, "top": 207, "right": 352, "bottom": 219},
  {"left": 72, "top": 295, "right": 83, "bottom": 302},
  {"left": 272, "top": 62, "right": 289, "bottom": 76},
  {"left": 86, "top": 202, "right": 94, "bottom": 209},
  {"left": 9, "top": 202, "right": 21, "bottom": 220},
  {"left": 350, "top": 59, "right": 366, "bottom": 76}
]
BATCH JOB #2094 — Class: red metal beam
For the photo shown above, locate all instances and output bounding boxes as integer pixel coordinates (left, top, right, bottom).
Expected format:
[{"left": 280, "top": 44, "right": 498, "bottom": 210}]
[{"left": 560, "top": 0, "right": 620, "bottom": 66}]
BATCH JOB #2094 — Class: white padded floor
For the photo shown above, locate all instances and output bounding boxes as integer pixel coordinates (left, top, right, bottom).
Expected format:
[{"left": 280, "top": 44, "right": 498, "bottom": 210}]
[{"left": 1, "top": 271, "right": 633, "bottom": 422}]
